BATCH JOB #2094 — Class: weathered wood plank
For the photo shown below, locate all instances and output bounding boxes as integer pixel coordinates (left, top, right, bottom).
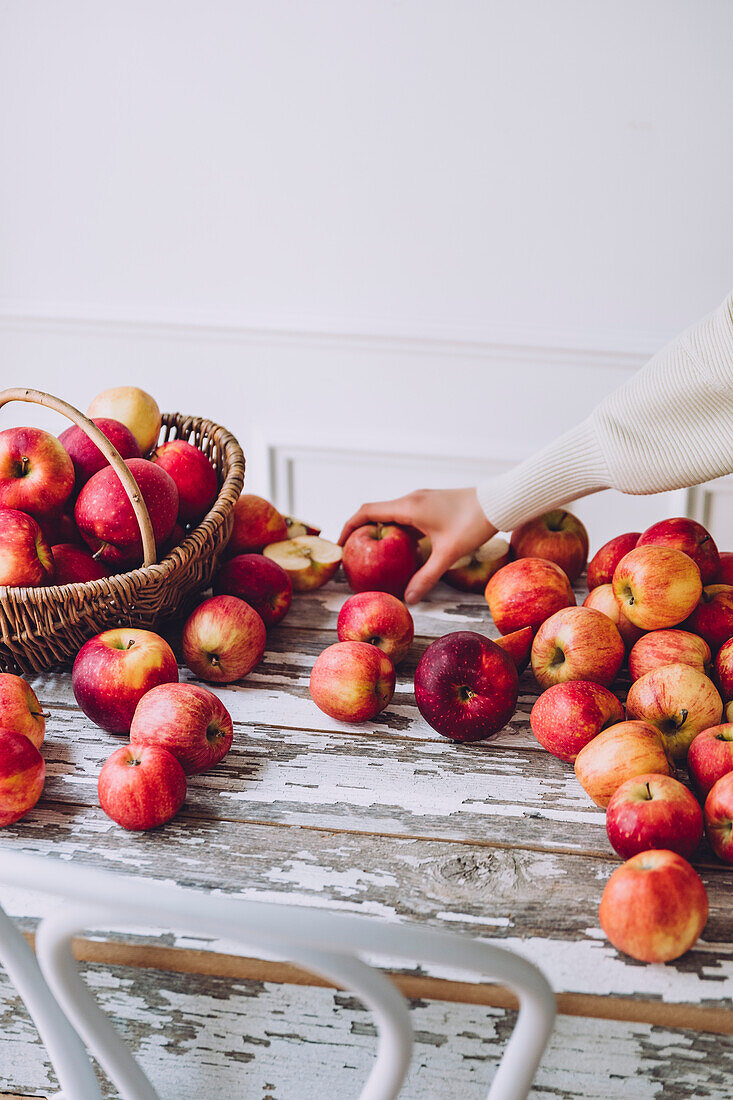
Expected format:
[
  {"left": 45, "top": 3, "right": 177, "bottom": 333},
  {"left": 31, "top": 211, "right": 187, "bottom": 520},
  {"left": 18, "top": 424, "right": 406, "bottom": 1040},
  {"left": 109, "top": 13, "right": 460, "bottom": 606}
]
[{"left": 2, "top": 962, "right": 733, "bottom": 1099}]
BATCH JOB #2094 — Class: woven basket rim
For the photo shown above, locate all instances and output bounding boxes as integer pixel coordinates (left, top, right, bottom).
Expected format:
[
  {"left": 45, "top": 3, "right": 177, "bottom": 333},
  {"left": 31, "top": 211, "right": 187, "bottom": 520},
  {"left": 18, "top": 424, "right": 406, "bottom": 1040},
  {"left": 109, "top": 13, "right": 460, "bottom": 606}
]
[{"left": 0, "top": 411, "right": 244, "bottom": 606}]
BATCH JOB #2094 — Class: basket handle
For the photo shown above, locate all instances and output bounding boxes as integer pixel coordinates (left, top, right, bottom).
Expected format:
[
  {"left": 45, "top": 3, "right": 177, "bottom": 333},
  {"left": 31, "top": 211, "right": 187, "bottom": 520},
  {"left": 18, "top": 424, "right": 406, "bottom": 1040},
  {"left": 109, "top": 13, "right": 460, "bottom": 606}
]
[{"left": 0, "top": 388, "right": 157, "bottom": 568}]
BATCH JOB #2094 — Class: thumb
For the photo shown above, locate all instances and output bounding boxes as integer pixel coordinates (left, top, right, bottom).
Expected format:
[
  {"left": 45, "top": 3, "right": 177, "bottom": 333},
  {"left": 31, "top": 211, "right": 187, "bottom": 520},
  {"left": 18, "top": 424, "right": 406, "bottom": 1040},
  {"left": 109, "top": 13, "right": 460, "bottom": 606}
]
[{"left": 405, "top": 545, "right": 455, "bottom": 605}]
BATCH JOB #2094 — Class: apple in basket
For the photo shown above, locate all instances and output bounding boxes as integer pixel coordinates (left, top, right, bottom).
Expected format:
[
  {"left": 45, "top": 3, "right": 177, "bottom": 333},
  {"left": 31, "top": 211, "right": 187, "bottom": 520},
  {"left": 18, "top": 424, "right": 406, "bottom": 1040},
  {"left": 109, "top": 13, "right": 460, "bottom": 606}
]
[
  {"left": 74, "top": 458, "right": 179, "bottom": 568},
  {"left": 0, "top": 673, "right": 47, "bottom": 749},
  {"left": 612, "top": 546, "right": 702, "bottom": 630},
  {"left": 182, "top": 595, "right": 266, "bottom": 683},
  {"left": 87, "top": 386, "right": 162, "bottom": 454},
  {"left": 98, "top": 744, "right": 186, "bottom": 831},
  {"left": 0, "top": 426, "right": 74, "bottom": 518},
  {"left": 72, "top": 628, "right": 179, "bottom": 734},
  {"left": 130, "top": 682, "right": 233, "bottom": 774},
  {"left": 150, "top": 439, "right": 218, "bottom": 525},
  {"left": 637, "top": 517, "right": 720, "bottom": 585},
  {"left": 605, "top": 773, "right": 703, "bottom": 860},
  {"left": 310, "top": 641, "right": 396, "bottom": 722},
  {"left": 510, "top": 509, "right": 589, "bottom": 582},
  {"left": 441, "top": 537, "right": 511, "bottom": 593},
  {"left": 336, "top": 591, "right": 414, "bottom": 665},
  {"left": 0, "top": 729, "right": 45, "bottom": 826},
  {"left": 586, "top": 531, "right": 641, "bottom": 590},
  {"left": 485, "top": 558, "right": 575, "bottom": 635},
  {"left": 341, "top": 523, "right": 419, "bottom": 599},
  {"left": 224, "top": 494, "right": 288, "bottom": 557},
  {"left": 0, "top": 508, "right": 55, "bottom": 587},
  {"left": 264, "top": 536, "right": 343, "bottom": 592},
  {"left": 50, "top": 544, "right": 111, "bottom": 585},
  {"left": 58, "top": 417, "right": 141, "bottom": 496},
  {"left": 214, "top": 553, "right": 293, "bottom": 627}
]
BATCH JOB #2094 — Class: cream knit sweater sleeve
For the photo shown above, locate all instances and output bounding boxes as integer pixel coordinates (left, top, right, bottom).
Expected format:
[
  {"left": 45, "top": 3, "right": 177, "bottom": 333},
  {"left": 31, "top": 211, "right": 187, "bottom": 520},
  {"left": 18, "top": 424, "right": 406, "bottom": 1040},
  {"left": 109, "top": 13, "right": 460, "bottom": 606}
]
[{"left": 476, "top": 290, "right": 733, "bottom": 532}]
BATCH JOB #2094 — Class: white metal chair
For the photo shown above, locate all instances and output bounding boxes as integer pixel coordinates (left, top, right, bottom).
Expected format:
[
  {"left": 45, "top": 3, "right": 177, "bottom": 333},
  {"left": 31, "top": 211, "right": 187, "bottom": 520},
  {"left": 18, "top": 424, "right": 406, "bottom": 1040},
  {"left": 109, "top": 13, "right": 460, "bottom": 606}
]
[{"left": 0, "top": 852, "right": 555, "bottom": 1100}]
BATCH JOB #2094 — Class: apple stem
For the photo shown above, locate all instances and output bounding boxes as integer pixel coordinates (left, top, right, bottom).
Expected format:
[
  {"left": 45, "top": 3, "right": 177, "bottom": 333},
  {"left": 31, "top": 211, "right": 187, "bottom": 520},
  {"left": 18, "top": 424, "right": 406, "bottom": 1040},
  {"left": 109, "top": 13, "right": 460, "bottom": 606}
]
[{"left": 126, "top": 639, "right": 136, "bottom": 650}]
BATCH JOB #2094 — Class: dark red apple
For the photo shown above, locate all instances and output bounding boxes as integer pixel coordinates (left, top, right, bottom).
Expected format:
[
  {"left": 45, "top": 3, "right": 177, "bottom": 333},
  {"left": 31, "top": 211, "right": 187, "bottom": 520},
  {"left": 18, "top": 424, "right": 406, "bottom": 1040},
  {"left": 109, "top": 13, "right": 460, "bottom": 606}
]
[
  {"left": 0, "top": 508, "right": 54, "bottom": 587},
  {"left": 605, "top": 773, "right": 703, "bottom": 860},
  {"left": 342, "top": 523, "right": 419, "bottom": 599},
  {"left": 686, "top": 585, "right": 733, "bottom": 652},
  {"left": 58, "top": 417, "right": 141, "bottom": 496},
  {"left": 50, "top": 544, "right": 112, "bottom": 585},
  {"left": 716, "top": 552, "right": 733, "bottom": 585},
  {"left": 414, "top": 631, "right": 519, "bottom": 742},
  {"left": 637, "top": 518, "right": 720, "bottom": 585},
  {"left": 0, "top": 426, "right": 74, "bottom": 517},
  {"left": 130, "top": 682, "right": 233, "bottom": 774},
  {"left": 98, "top": 744, "right": 186, "bottom": 830},
  {"left": 213, "top": 553, "right": 293, "bottom": 627},
  {"left": 586, "top": 532, "right": 641, "bottom": 590},
  {"left": 150, "top": 439, "right": 218, "bottom": 525}
]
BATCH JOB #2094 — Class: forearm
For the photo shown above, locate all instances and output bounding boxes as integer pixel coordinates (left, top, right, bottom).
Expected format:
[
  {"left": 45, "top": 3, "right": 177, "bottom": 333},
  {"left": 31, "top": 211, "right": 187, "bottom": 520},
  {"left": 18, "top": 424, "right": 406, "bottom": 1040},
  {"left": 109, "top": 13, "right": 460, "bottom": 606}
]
[{"left": 478, "top": 290, "right": 733, "bottom": 531}]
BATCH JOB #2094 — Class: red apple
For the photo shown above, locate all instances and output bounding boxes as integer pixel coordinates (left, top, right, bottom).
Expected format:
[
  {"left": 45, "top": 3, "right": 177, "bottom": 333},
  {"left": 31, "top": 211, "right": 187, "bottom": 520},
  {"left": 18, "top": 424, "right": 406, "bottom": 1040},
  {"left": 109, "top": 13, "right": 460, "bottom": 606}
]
[
  {"left": 574, "top": 721, "right": 673, "bottom": 808},
  {"left": 510, "top": 509, "right": 588, "bottom": 582},
  {"left": 442, "top": 537, "right": 511, "bottom": 593},
  {"left": 72, "top": 628, "right": 179, "bottom": 734},
  {"left": 87, "top": 387, "right": 161, "bottom": 454},
  {"left": 625, "top": 663, "right": 723, "bottom": 763},
  {"left": 612, "top": 546, "right": 702, "bottom": 630},
  {"left": 0, "top": 426, "right": 74, "bottom": 517},
  {"left": 0, "top": 508, "right": 54, "bottom": 587},
  {"left": 336, "top": 591, "right": 414, "bottom": 665},
  {"left": 50, "top": 544, "right": 112, "bottom": 585},
  {"left": 160, "top": 522, "right": 186, "bottom": 557},
  {"left": 637, "top": 517, "right": 720, "bottom": 585},
  {"left": 0, "top": 728, "right": 45, "bottom": 826},
  {"left": 130, "top": 682, "right": 233, "bottom": 774},
  {"left": 150, "top": 439, "right": 218, "bottom": 525},
  {"left": 98, "top": 744, "right": 186, "bottom": 831},
  {"left": 342, "top": 523, "right": 419, "bottom": 599},
  {"left": 530, "top": 681, "right": 624, "bottom": 763},
  {"left": 182, "top": 595, "right": 266, "bottom": 683},
  {"left": 586, "top": 532, "right": 641, "bottom": 590},
  {"left": 628, "top": 629, "right": 711, "bottom": 683},
  {"left": 310, "top": 641, "right": 396, "bottom": 723},
  {"left": 531, "top": 606, "right": 624, "bottom": 690},
  {"left": 599, "top": 850, "right": 707, "bottom": 962},
  {"left": 582, "top": 584, "right": 645, "bottom": 649},
  {"left": 606, "top": 774, "right": 703, "bottom": 860},
  {"left": 224, "top": 494, "right": 288, "bottom": 557},
  {"left": 213, "top": 553, "right": 292, "bottom": 628},
  {"left": 58, "top": 417, "right": 142, "bottom": 496},
  {"left": 75, "top": 458, "right": 179, "bottom": 568},
  {"left": 493, "top": 626, "right": 534, "bottom": 674},
  {"left": 0, "top": 674, "right": 46, "bottom": 749},
  {"left": 485, "top": 558, "right": 575, "bottom": 636},
  {"left": 686, "top": 585, "right": 733, "bottom": 652},
  {"left": 264, "top": 536, "right": 342, "bottom": 592},
  {"left": 704, "top": 772, "right": 733, "bottom": 862},
  {"left": 716, "top": 637, "right": 733, "bottom": 701},
  {"left": 688, "top": 726, "right": 733, "bottom": 800},
  {"left": 715, "top": 552, "right": 733, "bottom": 585},
  {"left": 284, "top": 515, "right": 321, "bottom": 538},
  {"left": 414, "top": 631, "right": 519, "bottom": 742}
]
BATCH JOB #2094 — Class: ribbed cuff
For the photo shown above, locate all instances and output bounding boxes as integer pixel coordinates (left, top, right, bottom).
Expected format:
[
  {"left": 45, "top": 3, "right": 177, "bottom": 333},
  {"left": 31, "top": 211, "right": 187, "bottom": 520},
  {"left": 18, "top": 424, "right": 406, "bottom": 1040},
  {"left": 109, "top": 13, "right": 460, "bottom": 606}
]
[{"left": 476, "top": 419, "right": 610, "bottom": 532}]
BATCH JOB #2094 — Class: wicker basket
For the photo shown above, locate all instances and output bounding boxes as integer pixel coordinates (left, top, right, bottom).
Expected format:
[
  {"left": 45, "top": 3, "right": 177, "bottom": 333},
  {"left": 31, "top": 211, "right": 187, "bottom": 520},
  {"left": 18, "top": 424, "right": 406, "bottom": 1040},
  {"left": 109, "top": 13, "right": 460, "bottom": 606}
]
[{"left": 0, "top": 388, "right": 245, "bottom": 674}]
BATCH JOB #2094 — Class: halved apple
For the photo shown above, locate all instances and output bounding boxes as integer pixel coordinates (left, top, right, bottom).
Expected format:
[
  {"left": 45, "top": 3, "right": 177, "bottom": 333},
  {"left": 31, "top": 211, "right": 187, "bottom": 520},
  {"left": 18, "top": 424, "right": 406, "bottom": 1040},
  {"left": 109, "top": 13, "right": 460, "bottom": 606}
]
[
  {"left": 264, "top": 536, "right": 342, "bottom": 592},
  {"left": 284, "top": 515, "right": 322, "bottom": 538},
  {"left": 442, "top": 537, "right": 511, "bottom": 593},
  {"left": 494, "top": 625, "right": 533, "bottom": 673}
]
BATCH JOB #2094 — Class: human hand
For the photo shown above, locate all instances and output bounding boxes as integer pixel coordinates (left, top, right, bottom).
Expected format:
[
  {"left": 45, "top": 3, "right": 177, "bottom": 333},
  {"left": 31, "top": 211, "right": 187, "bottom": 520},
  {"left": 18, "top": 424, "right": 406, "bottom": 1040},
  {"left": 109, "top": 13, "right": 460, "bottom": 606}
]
[{"left": 338, "top": 487, "right": 496, "bottom": 604}]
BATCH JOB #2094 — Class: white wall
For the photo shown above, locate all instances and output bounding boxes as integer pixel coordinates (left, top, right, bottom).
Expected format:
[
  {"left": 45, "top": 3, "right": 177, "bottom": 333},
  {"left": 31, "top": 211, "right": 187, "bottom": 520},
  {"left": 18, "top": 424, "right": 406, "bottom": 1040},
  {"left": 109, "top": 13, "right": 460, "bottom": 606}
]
[{"left": 1, "top": 1, "right": 731, "bottom": 551}]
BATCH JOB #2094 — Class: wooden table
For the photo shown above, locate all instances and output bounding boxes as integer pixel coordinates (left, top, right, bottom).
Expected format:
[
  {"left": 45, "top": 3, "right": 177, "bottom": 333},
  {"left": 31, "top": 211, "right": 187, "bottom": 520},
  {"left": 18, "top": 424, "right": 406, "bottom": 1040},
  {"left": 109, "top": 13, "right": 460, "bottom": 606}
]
[{"left": 2, "top": 575, "right": 733, "bottom": 1098}]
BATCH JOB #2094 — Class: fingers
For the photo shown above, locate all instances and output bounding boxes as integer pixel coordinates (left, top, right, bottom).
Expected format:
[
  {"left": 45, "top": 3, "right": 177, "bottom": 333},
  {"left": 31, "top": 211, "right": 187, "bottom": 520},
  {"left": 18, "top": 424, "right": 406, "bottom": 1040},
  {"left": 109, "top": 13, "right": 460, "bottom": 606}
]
[
  {"left": 404, "top": 546, "right": 454, "bottom": 605},
  {"left": 338, "top": 500, "right": 413, "bottom": 545}
]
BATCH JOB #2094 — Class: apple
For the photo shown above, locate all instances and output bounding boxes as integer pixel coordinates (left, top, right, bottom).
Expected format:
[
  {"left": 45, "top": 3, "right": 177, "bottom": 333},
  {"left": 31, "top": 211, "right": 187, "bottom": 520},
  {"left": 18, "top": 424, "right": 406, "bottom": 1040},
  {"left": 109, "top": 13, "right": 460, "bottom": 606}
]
[
  {"left": 485, "top": 558, "right": 575, "bottom": 636},
  {"left": 530, "top": 681, "right": 624, "bottom": 763},
  {"left": 574, "top": 720, "right": 673, "bottom": 808},
  {"left": 0, "top": 728, "right": 45, "bottom": 826},
  {"left": 716, "top": 552, "right": 733, "bottom": 585},
  {"left": 98, "top": 744, "right": 186, "bottom": 831},
  {"left": 39, "top": 509, "right": 85, "bottom": 549},
  {"left": 224, "top": 494, "right": 288, "bottom": 557},
  {"left": 625, "top": 662, "right": 723, "bottom": 763},
  {"left": 284, "top": 515, "right": 321, "bottom": 538},
  {"left": 75, "top": 457, "right": 179, "bottom": 568},
  {"left": 50, "top": 543, "right": 112, "bottom": 585},
  {"left": 58, "top": 417, "right": 141, "bottom": 496},
  {"left": 213, "top": 553, "right": 292, "bottom": 627},
  {"left": 493, "top": 625, "right": 534, "bottom": 674},
  {"left": 310, "top": 641, "right": 396, "bottom": 723},
  {"left": 0, "top": 426, "right": 74, "bottom": 517},
  {"left": 264, "top": 536, "right": 343, "bottom": 592},
  {"left": 531, "top": 606, "right": 624, "bottom": 690},
  {"left": 161, "top": 522, "right": 186, "bottom": 557},
  {"left": 442, "top": 537, "right": 511, "bottom": 593},
  {"left": 599, "top": 850, "right": 708, "bottom": 962},
  {"left": 637, "top": 517, "right": 720, "bottom": 585},
  {"left": 606, "top": 774, "right": 703, "bottom": 860},
  {"left": 0, "top": 508, "right": 54, "bottom": 587},
  {"left": 686, "top": 585, "right": 733, "bottom": 651},
  {"left": 716, "top": 637, "right": 733, "bottom": 701},
  {"left": 342, "top": 523, "right": 419, "bottom": 599},
  {"left": 582, "top": 584, "right": 644, "bottom": 649},
  {"left": 150, "top": 439, "right": 218, "bottom": 525},
  {"left": 0, "top": 674, "right": 46, "bottom": 749},
  {"left": 510, "top": 509, "right": 588, "bottom": 582},
  {"left": 72, "top": 628, "right": 179, "bottom": 734},
  {"left": 688, "top": 725, "right": 733, "bottom": 800},
  {"left": 628, "top": 629, "right": 711, "bottom": 683},
  {"left": 130, "top": 682, "right": 233, "bottom": 774},
  {"left": 414, "top": 631, "right": 519, "bottom": 742},
  {"left": 417, "top": 535, "right": 432, "bottom": 566},
  {"left": 612, "top": 546, "right": 702, "bottom": 630},
  {"left": 704, "top": 772, "right": 733, "bottom": 862},
  {"left": 336, "top": 591, "right": 414, "bottom": 665},
  {"left": 87, "top": 387, "right": 161, "bottom": 454},
  {"left": 586, "top": 531, "right": 641, "bottom": 590},
  {"left": 182, "top": 595, "right": 266, "bottom": 683}
]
